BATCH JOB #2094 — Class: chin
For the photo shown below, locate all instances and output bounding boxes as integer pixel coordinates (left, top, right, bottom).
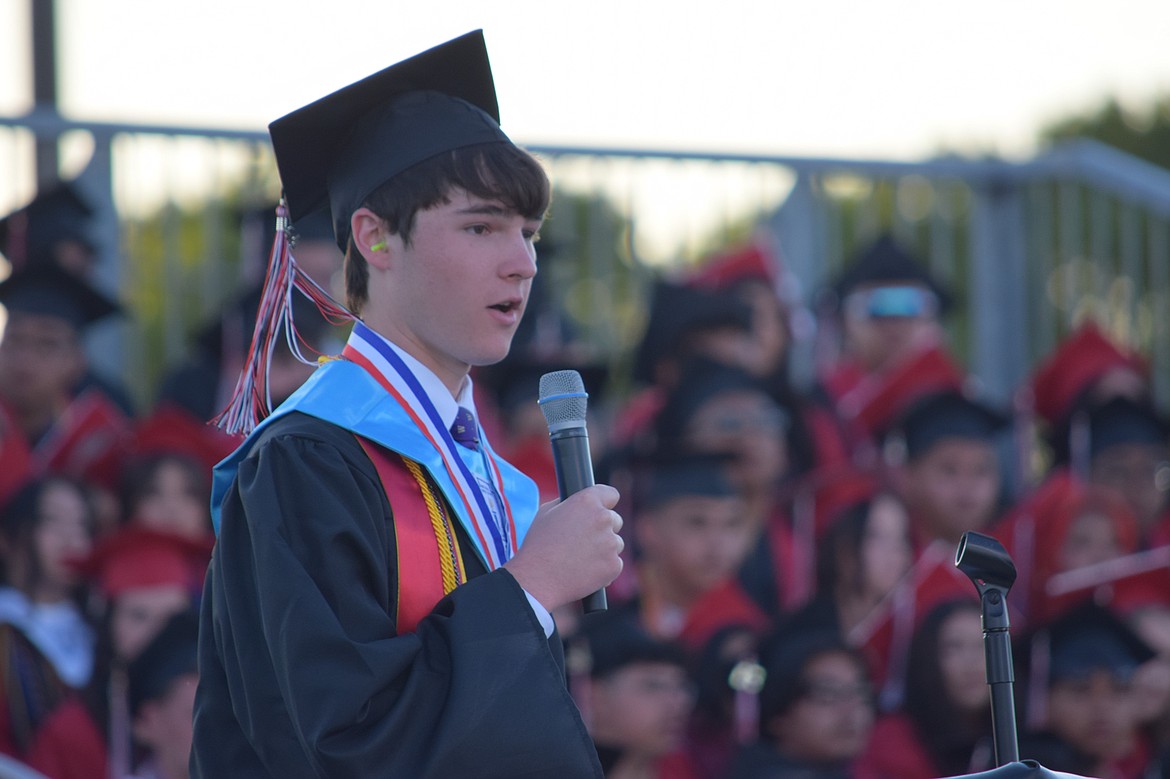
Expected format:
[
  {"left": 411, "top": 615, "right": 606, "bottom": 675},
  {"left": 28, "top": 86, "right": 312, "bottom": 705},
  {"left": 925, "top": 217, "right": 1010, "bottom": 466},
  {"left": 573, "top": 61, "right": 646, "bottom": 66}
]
[{"left": 468, "top": 340, "right": 516, "bottom": 368}]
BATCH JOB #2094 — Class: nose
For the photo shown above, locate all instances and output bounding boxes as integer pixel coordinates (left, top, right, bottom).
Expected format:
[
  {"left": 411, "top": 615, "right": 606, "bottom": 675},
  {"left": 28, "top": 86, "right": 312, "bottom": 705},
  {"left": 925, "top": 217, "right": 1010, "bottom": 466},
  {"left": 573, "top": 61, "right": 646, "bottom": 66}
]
[{"left": 501, "top": 232, "right": 538, "bottom": 280}]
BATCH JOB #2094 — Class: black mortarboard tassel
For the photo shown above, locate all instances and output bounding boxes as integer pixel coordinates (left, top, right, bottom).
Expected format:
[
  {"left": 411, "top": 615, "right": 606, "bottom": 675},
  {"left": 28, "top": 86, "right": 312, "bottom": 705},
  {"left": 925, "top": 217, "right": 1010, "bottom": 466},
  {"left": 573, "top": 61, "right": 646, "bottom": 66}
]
[
  {"left": 0, "top": 261, "right": 120, "bottom": 331},
  {"left": 268, "top": 29, "right": 509, "bottom": 250}
]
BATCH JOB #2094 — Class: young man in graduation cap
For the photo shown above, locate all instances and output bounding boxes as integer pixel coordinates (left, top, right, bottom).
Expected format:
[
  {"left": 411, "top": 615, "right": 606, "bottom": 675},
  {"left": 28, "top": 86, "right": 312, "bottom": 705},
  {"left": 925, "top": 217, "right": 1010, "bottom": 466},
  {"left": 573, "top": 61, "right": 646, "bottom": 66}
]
[
  {"left": 0, "top": 262, "right": 132, "bottom": 492},
  {"left": 571, "top": 609, "right": 698, "bottom": 779},
  {"left": 1057, "top": 395, "right": 1170, "bottom": 543},
  {"left": 1018, "top": 601, "right": 1159, "bottom": 779},
  {"left": 886, "top": 389, "right": 1009, "bottom": 549},
  {"left": 819, "top": 234, "right": 952, "bottom": 400},
  {"left": 191, "top": 31, "right": 624, "bottom": 778}
]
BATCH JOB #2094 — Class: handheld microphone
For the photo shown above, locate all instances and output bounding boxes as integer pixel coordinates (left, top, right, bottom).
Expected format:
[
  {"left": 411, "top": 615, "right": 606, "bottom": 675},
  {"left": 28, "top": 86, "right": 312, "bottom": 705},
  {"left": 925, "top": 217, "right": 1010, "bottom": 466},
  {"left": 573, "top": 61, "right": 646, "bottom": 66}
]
[{"left": 537, "top": 370, "right": 607, "bottom": 613}]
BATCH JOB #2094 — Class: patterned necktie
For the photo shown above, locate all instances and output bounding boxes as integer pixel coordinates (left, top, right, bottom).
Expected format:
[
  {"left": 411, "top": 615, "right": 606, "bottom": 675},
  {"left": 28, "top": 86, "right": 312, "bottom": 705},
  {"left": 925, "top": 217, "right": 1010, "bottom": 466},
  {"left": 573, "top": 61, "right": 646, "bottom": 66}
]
[{"left": 450, "top": 406, "right": 480, "bottom": 449}]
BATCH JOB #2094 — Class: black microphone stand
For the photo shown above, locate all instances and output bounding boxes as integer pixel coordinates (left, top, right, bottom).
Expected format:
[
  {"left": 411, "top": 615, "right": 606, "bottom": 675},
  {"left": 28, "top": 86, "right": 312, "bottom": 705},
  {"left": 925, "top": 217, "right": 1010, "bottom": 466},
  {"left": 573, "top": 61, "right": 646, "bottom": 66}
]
[{"left": 955, "top": 531, "right": 1020, "bottom": 767}]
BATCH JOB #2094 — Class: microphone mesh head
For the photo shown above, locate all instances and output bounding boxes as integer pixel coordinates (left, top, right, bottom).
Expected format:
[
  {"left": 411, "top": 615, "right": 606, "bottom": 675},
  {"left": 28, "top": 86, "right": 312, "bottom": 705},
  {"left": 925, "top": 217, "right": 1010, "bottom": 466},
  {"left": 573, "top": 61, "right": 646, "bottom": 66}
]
[{"left": 538, "top": 370, "right": 588, "bottom": 429}]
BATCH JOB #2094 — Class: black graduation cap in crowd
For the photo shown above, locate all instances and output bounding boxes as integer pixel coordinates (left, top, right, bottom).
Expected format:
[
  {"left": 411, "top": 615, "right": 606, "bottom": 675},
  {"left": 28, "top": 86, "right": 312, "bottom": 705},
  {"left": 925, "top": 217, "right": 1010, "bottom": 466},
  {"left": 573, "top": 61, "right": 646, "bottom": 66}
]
[
  {"left": 242, "top": 202, "right": 339, "bottom": 263},
  {"left": 830, "top": 233, "right": 954, "bottom": 314},
  {"left": 0, "top": 183, "right": 96, "bottom": 270},
  {"left": 654, "top": 358, "right": 783, "bottom": 447},
  {"left": 0, "top": 262, "right": 120, "bottom": 331},
  {"left": 1051, "top": 395, "right": 1170, "bottom": 467},
  {"left": 127, "top": 609, "right": 200, "bottom": 717},
  {"left": 636, "top": 449, "right": 740, "bottom": 511},
  {"left": 756, "top": 628, "right": 856, "bottom": 725},
  {"left": 268, "top": 29, "right": 512, "bottom": 250},
  {"left": 476, "top": 354, "right": 609, "bottom": 416},
  {"left": 575, "top": 609, "right": 688, "bottom": 678},
  {"left": 196, "top": 283, "right": 333, "bottom": 362},
  {"left": 1038, "top": 601, "right": 1155, "bottom": 683},
  {"left": 633, "top": 279, "right": 753, "bottom": 385},
  {"left": 892, "top": 389, "right": 1010, "bottom": 461},
  {"left": 1085, "top": 396, "right": 1170, "bottom": 458}
]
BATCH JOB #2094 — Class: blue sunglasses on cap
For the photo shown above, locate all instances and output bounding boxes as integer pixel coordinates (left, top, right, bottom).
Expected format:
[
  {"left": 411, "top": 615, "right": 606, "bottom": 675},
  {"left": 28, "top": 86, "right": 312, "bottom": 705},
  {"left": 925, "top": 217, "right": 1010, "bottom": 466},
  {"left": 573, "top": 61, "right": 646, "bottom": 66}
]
[{"left": 845, "top": 285, "right": 939, "bottom": 319}]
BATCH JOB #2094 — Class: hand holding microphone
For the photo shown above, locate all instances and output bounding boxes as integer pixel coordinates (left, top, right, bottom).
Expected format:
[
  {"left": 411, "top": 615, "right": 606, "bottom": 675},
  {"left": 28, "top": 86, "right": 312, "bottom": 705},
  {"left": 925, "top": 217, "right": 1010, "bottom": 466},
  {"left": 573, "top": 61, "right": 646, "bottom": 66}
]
[
  {"left": 538, "top": 370, "right": 611, "bottom": 613},
  {"left": 502, "top": 370, "right": 623, "bottom": 614}
]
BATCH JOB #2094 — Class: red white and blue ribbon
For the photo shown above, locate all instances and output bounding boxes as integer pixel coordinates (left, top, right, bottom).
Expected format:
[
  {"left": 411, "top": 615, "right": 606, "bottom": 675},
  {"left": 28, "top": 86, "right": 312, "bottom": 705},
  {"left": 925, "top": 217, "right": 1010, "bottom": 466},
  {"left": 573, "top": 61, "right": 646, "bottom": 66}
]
[{"left": 341, "top": 322, "right": 517, "bottom": 569}]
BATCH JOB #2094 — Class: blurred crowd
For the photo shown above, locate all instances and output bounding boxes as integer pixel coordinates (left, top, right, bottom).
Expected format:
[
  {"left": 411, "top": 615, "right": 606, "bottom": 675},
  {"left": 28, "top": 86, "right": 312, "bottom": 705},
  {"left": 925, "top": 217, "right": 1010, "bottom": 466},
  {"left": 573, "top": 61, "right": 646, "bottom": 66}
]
[{"left": 0, "top": 181, "right": 1168, "bottom": 779}]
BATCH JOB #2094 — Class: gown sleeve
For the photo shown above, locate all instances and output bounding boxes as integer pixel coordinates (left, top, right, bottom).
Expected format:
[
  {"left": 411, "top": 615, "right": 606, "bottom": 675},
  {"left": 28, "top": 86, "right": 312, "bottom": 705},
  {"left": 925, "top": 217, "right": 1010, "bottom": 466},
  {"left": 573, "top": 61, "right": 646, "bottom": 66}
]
[{"left": 191, "top": 413, "right": 601, "bottom": 779}]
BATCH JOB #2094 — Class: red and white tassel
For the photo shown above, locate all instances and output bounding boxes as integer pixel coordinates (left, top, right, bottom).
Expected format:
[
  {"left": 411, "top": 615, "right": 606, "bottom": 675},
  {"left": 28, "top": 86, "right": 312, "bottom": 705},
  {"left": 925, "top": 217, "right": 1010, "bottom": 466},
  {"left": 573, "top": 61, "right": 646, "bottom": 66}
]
[{"left": 212, "top": 202, "right": 355, "bottom": 436}]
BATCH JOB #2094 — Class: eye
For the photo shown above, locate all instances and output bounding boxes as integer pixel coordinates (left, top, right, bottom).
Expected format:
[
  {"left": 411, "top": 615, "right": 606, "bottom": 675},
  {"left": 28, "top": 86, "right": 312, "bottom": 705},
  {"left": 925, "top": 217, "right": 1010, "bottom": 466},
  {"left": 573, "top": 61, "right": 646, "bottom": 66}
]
[
  {"left": 524, "top": 229, "right": 541, "bottom": 242},
  {"left": 467, "top": 224, "right": 490, "bottom": 235}
]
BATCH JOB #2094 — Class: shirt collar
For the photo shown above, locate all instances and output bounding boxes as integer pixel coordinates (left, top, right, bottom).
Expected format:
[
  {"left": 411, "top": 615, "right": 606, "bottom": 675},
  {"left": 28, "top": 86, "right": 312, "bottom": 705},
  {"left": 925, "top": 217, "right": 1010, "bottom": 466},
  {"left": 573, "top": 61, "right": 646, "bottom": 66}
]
[{"left": 361, "top": 327, "right": 477, "bottom": 430}]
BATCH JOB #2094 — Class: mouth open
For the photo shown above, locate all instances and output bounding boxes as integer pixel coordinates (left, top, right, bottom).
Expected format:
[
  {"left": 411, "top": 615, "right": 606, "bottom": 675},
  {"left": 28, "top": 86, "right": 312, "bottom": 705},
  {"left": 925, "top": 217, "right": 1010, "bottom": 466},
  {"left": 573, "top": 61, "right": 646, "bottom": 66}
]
[{"left": 490, "top": 300, "right": 520, "bottom": 314}]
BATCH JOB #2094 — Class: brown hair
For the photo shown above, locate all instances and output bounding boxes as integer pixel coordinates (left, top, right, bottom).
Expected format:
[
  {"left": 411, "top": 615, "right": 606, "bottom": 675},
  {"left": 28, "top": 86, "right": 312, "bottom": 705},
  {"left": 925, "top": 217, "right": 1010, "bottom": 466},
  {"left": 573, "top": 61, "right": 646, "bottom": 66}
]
[{"left": 343, "top": 142, "right": 550, "bottom": 314}]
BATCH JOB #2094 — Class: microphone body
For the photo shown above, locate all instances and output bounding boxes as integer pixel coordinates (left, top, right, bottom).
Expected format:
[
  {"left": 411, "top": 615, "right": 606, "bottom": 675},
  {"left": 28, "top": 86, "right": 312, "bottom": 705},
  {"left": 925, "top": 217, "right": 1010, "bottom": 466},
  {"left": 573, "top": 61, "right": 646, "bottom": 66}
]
[{"left": 538, "top": 371, "right": 608, "bottom": 613}]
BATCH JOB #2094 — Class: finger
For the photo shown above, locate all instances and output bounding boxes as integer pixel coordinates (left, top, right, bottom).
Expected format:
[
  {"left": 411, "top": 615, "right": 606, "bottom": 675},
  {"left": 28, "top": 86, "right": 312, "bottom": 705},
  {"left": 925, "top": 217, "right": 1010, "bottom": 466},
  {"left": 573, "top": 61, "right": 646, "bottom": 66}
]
[
  {"left": 593, "top": 483, "right": 620, "bottom": 508},
  {"left": 610, "top": 510, "right": 623, "bottom": 534}
]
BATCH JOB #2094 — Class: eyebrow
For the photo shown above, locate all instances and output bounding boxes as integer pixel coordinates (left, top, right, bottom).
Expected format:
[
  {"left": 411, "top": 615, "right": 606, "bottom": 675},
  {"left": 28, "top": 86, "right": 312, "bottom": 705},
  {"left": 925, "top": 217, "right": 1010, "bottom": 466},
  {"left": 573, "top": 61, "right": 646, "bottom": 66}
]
[
  {"left": 455, "top": 202, "right": 513, "bottom": 217},
  {"left": 455, "top": 201, "right": 545, "bottom": 223}
]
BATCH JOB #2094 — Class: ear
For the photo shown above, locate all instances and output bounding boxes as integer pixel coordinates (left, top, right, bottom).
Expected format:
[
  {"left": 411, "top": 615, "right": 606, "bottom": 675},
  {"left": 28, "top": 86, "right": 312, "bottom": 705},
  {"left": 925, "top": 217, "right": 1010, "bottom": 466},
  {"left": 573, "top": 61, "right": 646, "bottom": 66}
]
[{"left": 350, "top": 208, "right": 392, "bottom": 270}]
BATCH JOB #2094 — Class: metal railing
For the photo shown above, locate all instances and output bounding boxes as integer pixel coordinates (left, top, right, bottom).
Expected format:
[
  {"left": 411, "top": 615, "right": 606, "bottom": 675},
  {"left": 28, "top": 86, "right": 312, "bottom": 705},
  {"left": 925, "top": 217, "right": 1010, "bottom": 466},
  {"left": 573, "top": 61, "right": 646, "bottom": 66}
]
[{"left": 2, "top": 108, "right": 1169, "bottom": 412}]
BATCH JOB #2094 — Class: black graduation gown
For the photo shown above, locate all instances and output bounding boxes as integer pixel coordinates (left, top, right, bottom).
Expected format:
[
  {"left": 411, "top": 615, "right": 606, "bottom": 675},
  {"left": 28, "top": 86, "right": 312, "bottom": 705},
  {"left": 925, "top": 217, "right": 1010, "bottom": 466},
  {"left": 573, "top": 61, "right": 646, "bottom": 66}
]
[
  {"left": 726, "top": 743, "right": 854, "bottom": 779},
  {"left": 190, "top": 412, "right": 602, "bottom": 778}
]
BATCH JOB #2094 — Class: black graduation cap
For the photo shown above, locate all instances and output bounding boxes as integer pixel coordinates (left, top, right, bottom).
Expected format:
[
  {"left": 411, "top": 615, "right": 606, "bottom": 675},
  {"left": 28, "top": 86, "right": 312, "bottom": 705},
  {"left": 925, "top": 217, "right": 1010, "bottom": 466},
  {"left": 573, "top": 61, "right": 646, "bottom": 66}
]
[
  {"left": 893, "top": 389, "right": 1010, "bottom": 461},
  {"left": 475, "top": 354, "right": 609, "bottom": 416},
  {"left": 0, "top": 261, "right": 120, "bottom": 331},
  {"left": 268, "top": 29, "right": 511, "bottom": 249},
  {"left": 654, "top": 358, "right": 783, "bottom": 447},
  {"left": 1040, "top": 601, "right": 1155, "bottom": 683},
  {"left": 830, "top": 233, "right": 954, "bottom": 314},
  {"left": 0, "top": 184, "right": 96, "bottom": 270},
  {"left": 756, "top": 628, "right": 858, "bottom": 724},
  {"left": 127, "top": 609, "right": 200, "bottom": 716},
  {"left": 637, "top": 450, "right": 739, "bottom": 511},
  {"left": 1086, "top": 396, "right": 1170, "bottom": 458},
  {"left": 195, "top": 282, "right": 330, "bottom": 363},
  {"left": 1050, "top": 395, "right": 1170, "bottom": 468},
  {"left": 242, "top": 202, "right": 340, "bottom": 264},
  {"left": 633, "top": 279, "right": 753, "bottom": 385},
  {"left": 575, "top": 609, "right": 688, "bottom": 678}
]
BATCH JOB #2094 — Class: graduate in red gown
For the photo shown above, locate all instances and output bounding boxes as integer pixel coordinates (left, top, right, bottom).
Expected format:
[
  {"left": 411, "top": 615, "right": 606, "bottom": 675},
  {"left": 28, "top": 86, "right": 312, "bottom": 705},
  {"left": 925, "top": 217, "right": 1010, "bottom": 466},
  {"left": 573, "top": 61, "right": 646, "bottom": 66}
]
[
  {"left": 0, "top": 263, "right": 132, "bottom": 497},
  {"left": 814, "top": 234, "right": 956, "bottom": 467},
  {"left": 858, "top": 599, "right": 994, "bottom": 779},
  {"left": 572, "top": 610, "right": 702, "bottom": 779},
  {"left": 1017, "top": 602, "right": 1163, "bottom": 779},
  {"left": 25, "top": 525, "right": 210, "bottom": 779}
]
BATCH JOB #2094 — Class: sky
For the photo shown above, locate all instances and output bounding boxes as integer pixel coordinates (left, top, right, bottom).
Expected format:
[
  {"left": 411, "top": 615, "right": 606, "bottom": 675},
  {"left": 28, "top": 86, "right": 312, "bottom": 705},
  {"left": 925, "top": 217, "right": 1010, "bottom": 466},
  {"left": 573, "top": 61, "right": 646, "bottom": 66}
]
[{"left": 3, "top": 0, "right": 1170, "bottom": 162}]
